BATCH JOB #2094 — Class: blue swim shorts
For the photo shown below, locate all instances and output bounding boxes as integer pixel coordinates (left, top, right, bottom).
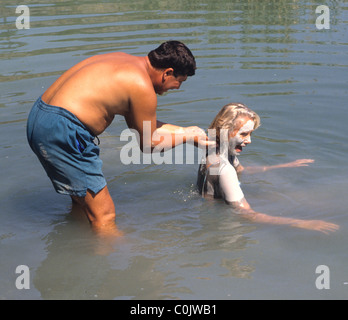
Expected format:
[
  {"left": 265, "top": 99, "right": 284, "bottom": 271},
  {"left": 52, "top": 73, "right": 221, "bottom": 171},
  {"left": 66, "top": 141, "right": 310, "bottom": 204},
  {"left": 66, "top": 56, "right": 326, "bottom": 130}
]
[{"left": 26, "top": 96, "right": 106, "bottom": 197}]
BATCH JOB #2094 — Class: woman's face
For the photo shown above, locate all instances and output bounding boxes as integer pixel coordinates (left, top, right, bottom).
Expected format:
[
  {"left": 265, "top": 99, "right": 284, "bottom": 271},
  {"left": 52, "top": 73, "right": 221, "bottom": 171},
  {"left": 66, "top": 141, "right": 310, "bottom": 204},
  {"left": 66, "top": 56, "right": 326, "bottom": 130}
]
[{"left": 228, "top": 116, "right": 254, "bottom": 156}]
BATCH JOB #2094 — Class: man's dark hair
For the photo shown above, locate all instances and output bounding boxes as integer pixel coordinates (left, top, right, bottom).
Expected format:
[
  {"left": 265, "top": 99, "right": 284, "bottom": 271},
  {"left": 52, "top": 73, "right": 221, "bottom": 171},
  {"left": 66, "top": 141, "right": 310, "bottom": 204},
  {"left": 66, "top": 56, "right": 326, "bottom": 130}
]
[{"left": 148, "top": 41, "right": 196, "bottom": 77}]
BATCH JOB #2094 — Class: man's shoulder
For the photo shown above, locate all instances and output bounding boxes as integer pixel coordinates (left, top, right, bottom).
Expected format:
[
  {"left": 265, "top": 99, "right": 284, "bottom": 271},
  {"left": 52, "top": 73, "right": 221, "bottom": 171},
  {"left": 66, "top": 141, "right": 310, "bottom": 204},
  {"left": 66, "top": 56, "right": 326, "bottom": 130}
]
[
  {"left": 89, "top": 53, "right": 157, "bottom": 110},
  {"left": 107, "top": 54, "right": 153, "bottom": 89}
]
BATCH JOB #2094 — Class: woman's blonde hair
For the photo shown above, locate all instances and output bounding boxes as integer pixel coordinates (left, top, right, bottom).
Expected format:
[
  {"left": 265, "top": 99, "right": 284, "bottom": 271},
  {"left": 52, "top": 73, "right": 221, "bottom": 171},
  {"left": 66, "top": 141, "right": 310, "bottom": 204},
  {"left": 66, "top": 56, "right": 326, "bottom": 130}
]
[{"left": 208, "top": 103, "right": 260, "bottom": 146}]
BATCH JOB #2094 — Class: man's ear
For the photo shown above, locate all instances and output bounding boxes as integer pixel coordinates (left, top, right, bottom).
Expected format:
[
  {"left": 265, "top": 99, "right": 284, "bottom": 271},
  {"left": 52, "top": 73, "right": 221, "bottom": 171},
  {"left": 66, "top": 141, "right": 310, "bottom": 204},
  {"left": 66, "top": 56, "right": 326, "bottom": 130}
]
[{"left": 162, "top": 68, "right": 174, "bottom": 81}]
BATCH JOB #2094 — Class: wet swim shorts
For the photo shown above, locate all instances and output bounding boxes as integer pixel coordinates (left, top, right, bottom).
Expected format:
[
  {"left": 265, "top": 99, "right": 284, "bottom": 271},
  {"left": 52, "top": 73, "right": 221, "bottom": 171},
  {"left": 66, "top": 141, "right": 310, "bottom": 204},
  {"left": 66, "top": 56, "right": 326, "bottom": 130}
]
[{"left": 26, "top": 96, "right": 106, "bottom": 197}]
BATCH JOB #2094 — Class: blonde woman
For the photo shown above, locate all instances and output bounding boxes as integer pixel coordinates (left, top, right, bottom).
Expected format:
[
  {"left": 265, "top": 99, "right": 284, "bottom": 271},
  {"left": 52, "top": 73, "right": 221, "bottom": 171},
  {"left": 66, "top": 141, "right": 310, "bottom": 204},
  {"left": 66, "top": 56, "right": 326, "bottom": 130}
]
[{"left": 197, "top": 103, "right": 339, "bottom": 234}]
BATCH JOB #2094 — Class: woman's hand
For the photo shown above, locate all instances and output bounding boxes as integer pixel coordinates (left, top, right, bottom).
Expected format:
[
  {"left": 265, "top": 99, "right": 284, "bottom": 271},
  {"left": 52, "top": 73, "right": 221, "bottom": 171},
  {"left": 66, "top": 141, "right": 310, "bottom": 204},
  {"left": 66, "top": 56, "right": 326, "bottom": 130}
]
[
  {"left": 291, "top": 219, "right": 340, "bottom": 234},
  {"left": 281, "top": 159, "right": 315, "bottom": 168}
]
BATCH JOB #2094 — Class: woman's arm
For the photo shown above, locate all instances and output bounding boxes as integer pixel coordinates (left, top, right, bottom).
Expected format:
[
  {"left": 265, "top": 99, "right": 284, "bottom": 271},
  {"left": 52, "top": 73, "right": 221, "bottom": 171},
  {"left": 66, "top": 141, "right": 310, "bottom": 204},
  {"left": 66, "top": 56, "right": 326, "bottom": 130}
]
[
  {"left": 230, "top": 198, "right": 339, "bottom": 234},
  {"left": 216, "top": 159, "right": 338, "bottom": 234},
  {"left": 239, "top": 159, "right": 315, "bottom": 174}
]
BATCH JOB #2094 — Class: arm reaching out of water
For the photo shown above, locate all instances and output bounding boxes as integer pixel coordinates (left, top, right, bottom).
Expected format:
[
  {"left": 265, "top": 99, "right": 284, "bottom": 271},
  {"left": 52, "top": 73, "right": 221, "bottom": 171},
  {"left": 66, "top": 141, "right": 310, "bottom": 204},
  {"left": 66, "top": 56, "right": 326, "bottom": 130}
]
[{"left": 238, "top": 159, "right": 315, "bottom": 174}]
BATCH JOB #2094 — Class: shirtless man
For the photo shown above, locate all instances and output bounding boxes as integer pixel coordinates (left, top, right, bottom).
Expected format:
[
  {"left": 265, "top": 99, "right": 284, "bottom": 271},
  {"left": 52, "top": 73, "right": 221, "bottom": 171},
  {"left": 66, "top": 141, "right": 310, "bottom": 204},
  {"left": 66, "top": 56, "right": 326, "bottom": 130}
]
[{"left": 27, "top": 41, "right": 209, "bottom": 237}]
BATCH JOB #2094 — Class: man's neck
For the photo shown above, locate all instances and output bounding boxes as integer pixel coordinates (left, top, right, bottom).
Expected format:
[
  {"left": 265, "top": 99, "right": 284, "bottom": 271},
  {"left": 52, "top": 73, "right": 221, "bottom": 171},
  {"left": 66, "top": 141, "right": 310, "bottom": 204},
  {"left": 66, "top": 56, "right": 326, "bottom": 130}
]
[
  {"left": 143, "top": 56, "right": 163, "bottom": 93},
  {"left": 144, "top": 56, "right": 156, "bottom": 78}
]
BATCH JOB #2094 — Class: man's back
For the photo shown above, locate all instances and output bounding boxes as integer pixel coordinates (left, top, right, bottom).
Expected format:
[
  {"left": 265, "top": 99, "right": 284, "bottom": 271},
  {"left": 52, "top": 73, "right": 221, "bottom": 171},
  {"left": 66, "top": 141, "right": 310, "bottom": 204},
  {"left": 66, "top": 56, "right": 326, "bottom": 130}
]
[{"left": 42, "top": 52, "right": 155, "bottom": 135}]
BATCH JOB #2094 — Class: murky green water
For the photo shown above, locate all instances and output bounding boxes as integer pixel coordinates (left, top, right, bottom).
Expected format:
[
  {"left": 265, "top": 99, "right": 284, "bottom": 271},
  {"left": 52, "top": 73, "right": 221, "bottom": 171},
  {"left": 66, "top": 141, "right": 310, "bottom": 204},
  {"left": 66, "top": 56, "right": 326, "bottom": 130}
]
[{"left": 1, "top": 0, "right": 348, "bottom": 300}]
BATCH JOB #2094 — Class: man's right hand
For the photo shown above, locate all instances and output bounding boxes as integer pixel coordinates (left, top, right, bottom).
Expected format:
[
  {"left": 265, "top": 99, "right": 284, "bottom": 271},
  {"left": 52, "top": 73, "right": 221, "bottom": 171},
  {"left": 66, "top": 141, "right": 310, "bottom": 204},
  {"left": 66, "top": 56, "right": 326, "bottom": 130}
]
[{"left": 184, "top": 126, "right": 216, "bottom": 149}]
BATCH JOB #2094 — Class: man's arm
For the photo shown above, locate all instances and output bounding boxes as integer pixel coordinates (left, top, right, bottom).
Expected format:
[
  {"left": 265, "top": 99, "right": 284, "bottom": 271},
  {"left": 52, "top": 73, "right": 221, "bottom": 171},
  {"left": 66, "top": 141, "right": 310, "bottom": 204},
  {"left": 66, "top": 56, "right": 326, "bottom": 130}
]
[
  {"left": 155, "top": 121, "right": 212, "bottom": 150},
  {"left": 125, "top": 81, "right": 211, "bottom": 153}
]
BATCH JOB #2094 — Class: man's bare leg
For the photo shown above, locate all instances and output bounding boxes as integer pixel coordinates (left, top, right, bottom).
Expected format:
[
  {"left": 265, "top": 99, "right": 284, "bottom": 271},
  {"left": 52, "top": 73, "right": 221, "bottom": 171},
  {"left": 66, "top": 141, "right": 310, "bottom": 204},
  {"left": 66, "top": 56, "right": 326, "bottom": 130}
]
[{"left": 71, "top": 186, "right": 123, "bottom": 237}]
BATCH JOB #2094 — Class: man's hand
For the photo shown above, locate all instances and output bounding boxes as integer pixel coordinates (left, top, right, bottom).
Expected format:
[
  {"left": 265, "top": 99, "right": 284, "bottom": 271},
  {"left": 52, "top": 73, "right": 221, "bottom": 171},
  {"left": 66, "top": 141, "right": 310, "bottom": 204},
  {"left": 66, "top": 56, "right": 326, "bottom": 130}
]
[{"left": 184, "top": 126, "right": 216, "bottom": 149}]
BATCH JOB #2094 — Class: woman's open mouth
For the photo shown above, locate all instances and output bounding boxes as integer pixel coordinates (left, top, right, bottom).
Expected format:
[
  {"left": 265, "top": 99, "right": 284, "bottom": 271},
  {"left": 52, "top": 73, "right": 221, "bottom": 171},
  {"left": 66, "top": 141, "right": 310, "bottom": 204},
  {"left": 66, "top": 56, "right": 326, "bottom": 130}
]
[{"left": 235, "top": 145, "right": 243, "bottom": 153}]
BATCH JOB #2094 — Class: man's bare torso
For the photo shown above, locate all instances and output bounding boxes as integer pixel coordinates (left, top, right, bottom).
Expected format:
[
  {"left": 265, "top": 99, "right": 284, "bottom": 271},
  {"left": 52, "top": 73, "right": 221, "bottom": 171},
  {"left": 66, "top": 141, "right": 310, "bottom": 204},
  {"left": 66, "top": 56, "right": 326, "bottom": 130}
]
[{"left": 42, "top": 52, "right": 156, "bottom": 135}]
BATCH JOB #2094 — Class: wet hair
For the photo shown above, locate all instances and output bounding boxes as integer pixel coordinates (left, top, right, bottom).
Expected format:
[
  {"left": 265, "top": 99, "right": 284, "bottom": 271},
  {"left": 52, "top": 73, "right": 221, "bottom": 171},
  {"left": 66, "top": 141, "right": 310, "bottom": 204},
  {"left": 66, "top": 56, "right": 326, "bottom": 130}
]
[
  {"left": 208, "top": 103, "right": 261, "bottom": 146},
  {"left": 148, "top": 41, "right": 196, "bottom": 77}
]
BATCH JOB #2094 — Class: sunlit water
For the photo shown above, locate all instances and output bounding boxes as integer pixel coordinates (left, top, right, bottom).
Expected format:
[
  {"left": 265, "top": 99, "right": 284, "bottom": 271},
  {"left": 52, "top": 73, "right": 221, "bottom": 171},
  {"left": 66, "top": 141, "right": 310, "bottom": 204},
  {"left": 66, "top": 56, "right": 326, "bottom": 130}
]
[{"left": 1, "top": 0, "right": 348, "bottom": 300}]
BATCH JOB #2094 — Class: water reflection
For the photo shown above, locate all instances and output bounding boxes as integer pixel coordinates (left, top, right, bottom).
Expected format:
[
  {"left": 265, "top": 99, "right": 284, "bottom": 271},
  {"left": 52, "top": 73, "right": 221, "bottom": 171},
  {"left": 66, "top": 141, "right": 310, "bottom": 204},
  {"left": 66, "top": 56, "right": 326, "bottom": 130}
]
[{"left": 33, "top": 194, "right": 259, "bottom": 299}]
